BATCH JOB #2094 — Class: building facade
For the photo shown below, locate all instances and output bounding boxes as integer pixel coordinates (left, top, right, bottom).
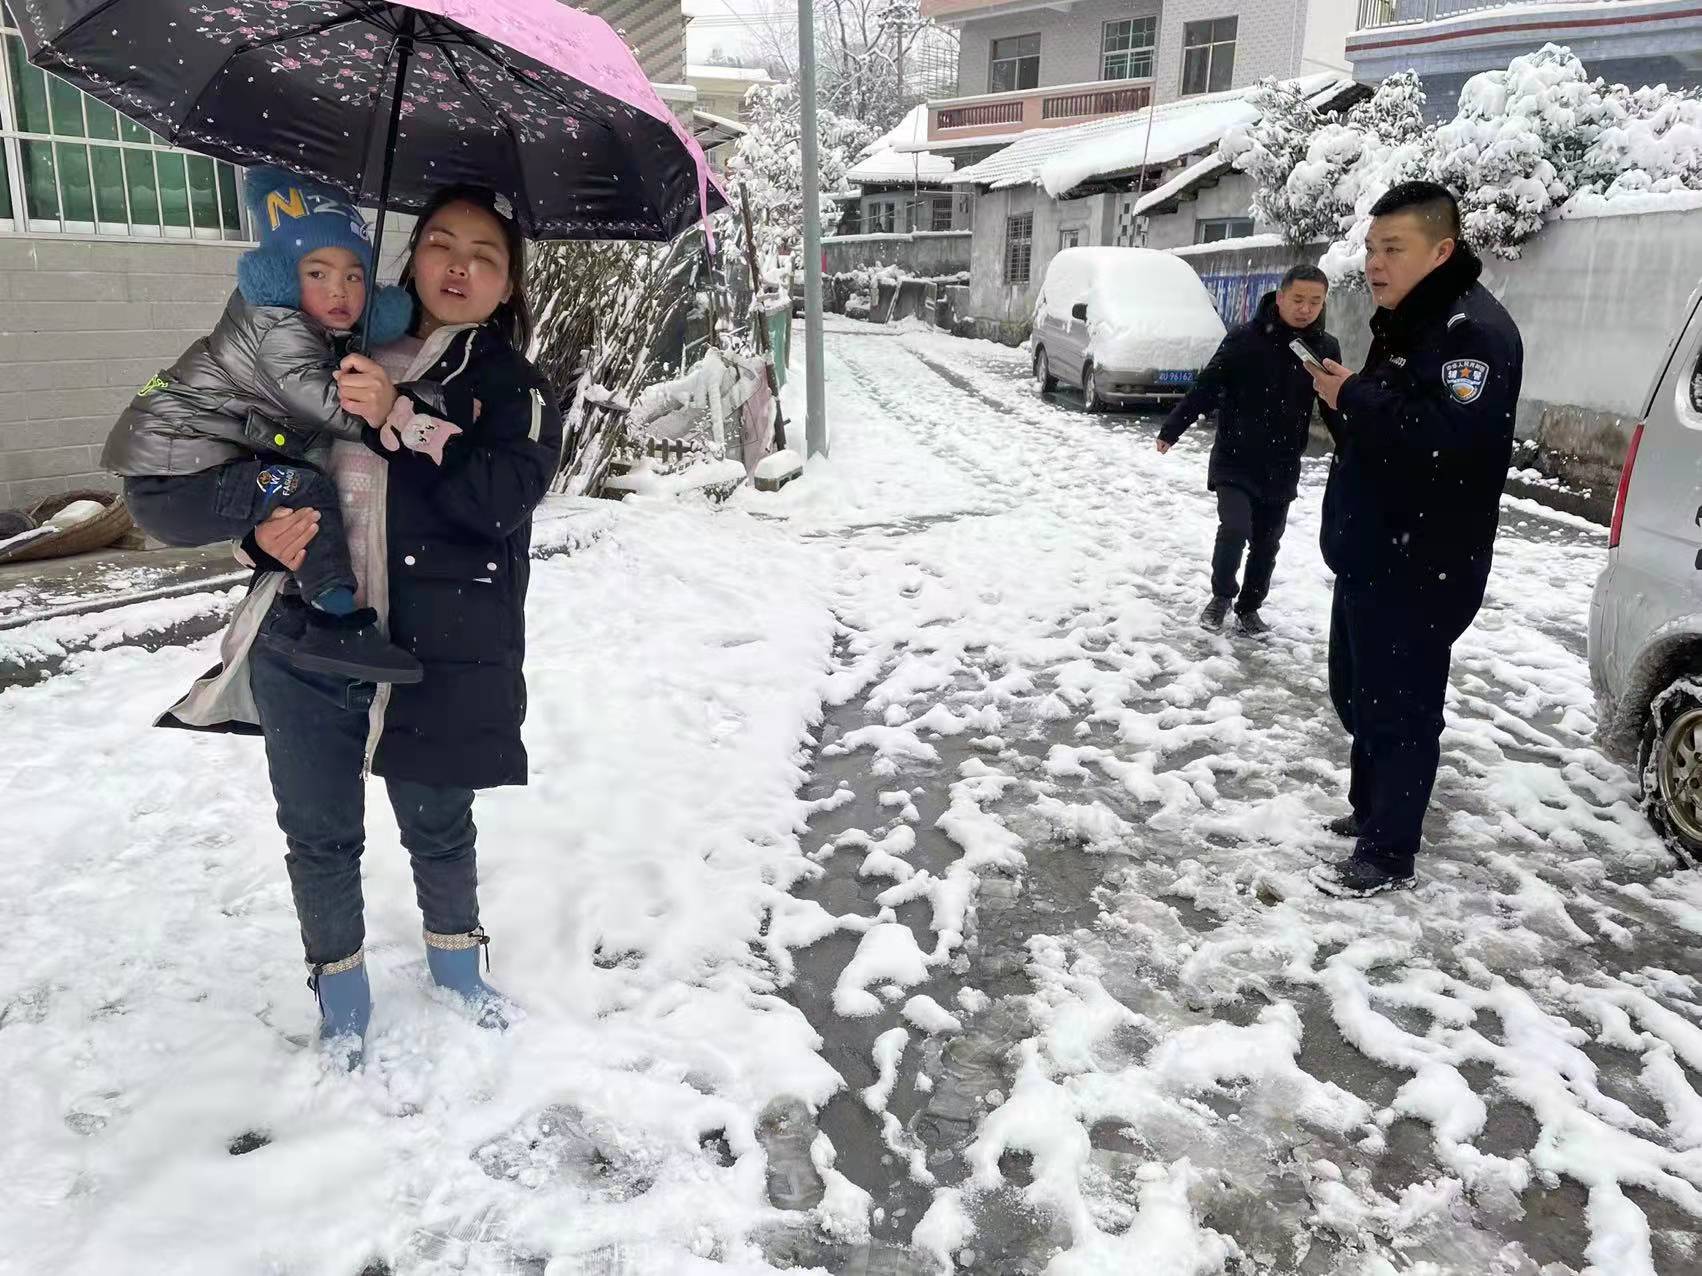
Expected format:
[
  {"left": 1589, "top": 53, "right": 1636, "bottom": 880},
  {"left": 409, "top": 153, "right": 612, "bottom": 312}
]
[
  {"left": 1, "top": 6, "right": 253, "bottom": 511},
  {"left": 921, "top": 0, "right": 1356, "bottom": 146},
  {"left": 1346, "top": 0, "right": 1702, "bottom": 119},
  {"left": 918, "top": 0, "right": 1357, "bottom": 337}
]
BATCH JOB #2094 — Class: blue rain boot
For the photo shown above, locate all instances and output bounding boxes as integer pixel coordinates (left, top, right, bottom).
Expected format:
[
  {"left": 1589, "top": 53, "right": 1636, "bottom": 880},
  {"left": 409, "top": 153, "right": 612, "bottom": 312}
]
[
  {"left": 424, "top": 928, "right": 511, "bottom": 1030},
  {"left": 307, "top": 949, "right": 371, "bottom": 1070}
]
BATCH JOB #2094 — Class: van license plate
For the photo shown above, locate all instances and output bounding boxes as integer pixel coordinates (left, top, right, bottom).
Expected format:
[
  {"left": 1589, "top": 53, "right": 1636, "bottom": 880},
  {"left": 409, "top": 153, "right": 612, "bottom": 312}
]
[{"left": 1155, "top": 370, "right": 1193, "bottom": 385}]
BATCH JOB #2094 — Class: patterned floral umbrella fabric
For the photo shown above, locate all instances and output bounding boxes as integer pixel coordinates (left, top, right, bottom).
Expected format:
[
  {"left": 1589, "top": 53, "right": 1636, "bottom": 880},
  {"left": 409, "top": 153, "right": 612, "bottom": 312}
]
[{"left": 12, "top": 0, "right": 723, "bottom": 241}]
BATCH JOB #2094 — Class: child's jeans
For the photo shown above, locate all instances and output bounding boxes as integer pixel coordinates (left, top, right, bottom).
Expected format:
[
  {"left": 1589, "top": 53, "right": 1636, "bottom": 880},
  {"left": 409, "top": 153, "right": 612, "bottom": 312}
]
[
  {"left": 249, "top": 604, "right": 481, "bottom": 968},
  {"left": 125, "top": 459, "right": 356, "bottom": 605}
]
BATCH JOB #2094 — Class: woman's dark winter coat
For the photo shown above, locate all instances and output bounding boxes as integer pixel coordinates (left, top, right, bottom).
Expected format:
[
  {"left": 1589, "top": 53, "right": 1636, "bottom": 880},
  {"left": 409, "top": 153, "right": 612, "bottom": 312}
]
[
  {"left": 361, "top": 328, "right": 563, "bottom": 788},
  {"left": 1158, "top": 293, "right": 1341, "bottom": 503}
]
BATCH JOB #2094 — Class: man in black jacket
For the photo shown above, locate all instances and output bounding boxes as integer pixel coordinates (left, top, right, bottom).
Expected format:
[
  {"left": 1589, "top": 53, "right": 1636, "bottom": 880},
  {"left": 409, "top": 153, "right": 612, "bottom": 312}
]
[
  {"left": 1158, "top": 265, "right": 1340, "bottom": 635},
  {"left": 1305, "top": 181, "right": 1523, "bottom": 898}
]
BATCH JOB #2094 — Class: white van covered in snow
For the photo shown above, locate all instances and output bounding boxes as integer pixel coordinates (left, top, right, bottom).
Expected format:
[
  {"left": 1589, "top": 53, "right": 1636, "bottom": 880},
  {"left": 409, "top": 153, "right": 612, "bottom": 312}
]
[{"left": 1031, "top": 247, "right": 1227, "bottom": 410}]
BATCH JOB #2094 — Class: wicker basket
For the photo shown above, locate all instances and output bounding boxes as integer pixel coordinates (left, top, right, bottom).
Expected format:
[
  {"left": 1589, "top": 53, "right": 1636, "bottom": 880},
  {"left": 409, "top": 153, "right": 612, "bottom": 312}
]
[{"left": 0, "top": 489, "right": 135, "bottom": 565}]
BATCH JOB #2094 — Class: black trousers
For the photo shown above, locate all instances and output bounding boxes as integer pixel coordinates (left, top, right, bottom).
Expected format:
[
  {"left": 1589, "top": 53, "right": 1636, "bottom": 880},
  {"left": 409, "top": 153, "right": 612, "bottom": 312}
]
[
  {"left": 1211, "top": 484, "right": 1290, "bottom": 612},
  {"left": 250, "top": 604, "right": 480, "bottom": 967},
  {"left": 1328, "top": 577, "right": 1479, "bottom": 871},
  {"left": 125, "top": 460, "right": 355, "bottom": 605}
]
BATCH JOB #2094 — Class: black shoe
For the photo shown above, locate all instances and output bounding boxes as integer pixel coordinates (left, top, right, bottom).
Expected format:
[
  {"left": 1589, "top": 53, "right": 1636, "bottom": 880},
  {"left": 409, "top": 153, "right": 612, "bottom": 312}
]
[
  {"left": 1200, "top": 596, "right": 1232, "bottom": 631},
  {"left": 1234, "top": 609, "right": 1270, "bottom": 637},
  {"left": 1309, "top": 854, "right": 1416, "bottom": 898},
  {"left": 275, "top": 608, "right": 424, "bottom": 684},
  {"left": 1326, "top": 812, "right": 1362, "bottom": 840}
]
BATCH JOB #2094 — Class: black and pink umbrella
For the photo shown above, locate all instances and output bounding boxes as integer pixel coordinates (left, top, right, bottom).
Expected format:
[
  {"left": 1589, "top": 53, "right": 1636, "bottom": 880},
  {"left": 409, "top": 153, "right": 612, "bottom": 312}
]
[{"left": 11, "top": 0, "right": 724, "bottom": 243}]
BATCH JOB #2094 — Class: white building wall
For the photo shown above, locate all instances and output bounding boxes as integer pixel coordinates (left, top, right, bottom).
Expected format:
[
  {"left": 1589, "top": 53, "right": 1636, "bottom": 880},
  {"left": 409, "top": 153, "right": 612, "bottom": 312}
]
[
  {"left": 1150, "top": 0, "right": 1313, "bottom": 102},
  {"left": 1300, "top": 0, "right": 1357, "bottom": 77},
  {"left": 968, "top": 185, "right": 1114, "bottom": 331},
  {"left": 1140, "top": 171, "right": 1262, "bottom": 250},
  {"left": 954, "top": 0, "right": 1164, "bottom": 95}
]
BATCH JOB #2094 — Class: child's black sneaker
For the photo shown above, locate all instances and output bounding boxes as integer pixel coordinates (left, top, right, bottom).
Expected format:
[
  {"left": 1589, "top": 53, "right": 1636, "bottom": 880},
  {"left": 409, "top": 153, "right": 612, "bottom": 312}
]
[
  {"left": 274, "top": 608, "right": 423, "bottom": 684},
  {"left": 1200, "top": 596, "right": 1232, "bottom": 631},
  {"left": 1234, "top": 609, "right": 1270, "bottom": 637},
  {"left": 1309, "top": 854, "right": 1416, "bottom": 898}
]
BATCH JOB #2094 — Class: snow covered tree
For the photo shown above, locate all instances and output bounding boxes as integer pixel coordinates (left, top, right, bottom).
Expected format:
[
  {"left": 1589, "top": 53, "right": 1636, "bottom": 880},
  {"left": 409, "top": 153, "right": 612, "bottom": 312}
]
[
  {"left": 1311, "top": 73, "right": 1433, "bottom": 285},
  {"left": 745, "top": 1, "right": 959, "bottom": 135},
  {"left": 1217, "top": 79, "right": 1327, "bottom": 246},
  {"left": 725, "top": 81, "right": 874, "bottom": 272}
]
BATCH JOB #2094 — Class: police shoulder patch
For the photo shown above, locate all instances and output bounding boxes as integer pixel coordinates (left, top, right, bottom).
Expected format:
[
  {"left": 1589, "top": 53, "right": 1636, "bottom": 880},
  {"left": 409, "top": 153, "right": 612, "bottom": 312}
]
[{"left": 1441, "top": 358, "right": 1490, "bottom": 404}]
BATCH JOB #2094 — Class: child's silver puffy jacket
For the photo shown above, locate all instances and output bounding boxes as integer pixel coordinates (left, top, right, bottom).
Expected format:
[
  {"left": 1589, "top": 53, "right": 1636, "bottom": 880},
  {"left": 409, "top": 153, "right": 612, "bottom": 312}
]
[{"left": 102, "top": 291, "right": 370, "bottom": 477}]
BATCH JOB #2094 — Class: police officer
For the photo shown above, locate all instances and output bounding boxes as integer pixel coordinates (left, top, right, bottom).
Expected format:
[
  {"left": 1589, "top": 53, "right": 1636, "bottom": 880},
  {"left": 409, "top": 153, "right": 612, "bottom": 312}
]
[
  {"left": 1304, "top": 181, "right": 1523, "bottom": 898},
  {"left": 1157, "top": 264, "right": 1341, "bottom": 635}
]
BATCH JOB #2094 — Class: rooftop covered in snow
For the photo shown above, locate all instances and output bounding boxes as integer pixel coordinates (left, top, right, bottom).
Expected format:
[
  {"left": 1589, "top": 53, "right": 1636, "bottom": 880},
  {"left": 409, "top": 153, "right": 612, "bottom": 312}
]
[
  {"left": 953, "top": 75, "right": 1357, "bottom": 198},
  {"left": 847, "top": 105, "right": 957, "bottom": 187}
]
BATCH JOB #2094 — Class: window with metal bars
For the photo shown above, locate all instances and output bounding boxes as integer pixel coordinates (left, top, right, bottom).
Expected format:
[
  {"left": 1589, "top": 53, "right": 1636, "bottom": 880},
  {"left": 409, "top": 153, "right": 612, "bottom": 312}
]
[
  {"left": 1, "top": 6, "right": 248, "bottom": 239},
  {"left": 1004, "top": 212, "right": 1033, "bottom": 286}
]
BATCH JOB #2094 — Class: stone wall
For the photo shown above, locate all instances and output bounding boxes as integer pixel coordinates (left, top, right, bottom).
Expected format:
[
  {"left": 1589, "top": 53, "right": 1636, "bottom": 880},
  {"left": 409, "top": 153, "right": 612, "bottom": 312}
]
[
  {"left": 0, "top": 237, "right": 245, "bottom": 512},
  {"left": 823, "top": 232, "right": 974, "bottom": 278}
]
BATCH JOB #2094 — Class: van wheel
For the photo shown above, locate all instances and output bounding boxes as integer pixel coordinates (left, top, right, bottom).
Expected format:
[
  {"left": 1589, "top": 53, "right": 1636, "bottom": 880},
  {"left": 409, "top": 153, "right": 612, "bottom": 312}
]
[
  {"left": 1082, "top": 364, "right": 1104, "bottom": 413},
  {"left": 1641, "top": 679, "right": 1702, "bottom": 867},
  {"left": 1034, "top": 347, "right": 1057, "bottom": 394}
]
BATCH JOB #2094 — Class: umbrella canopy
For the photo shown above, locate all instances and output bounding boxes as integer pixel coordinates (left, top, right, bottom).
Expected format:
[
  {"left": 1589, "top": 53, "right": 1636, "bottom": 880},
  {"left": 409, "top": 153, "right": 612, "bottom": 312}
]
[{"left": 12, "top": 0, "right": 723, "bottom": 240}]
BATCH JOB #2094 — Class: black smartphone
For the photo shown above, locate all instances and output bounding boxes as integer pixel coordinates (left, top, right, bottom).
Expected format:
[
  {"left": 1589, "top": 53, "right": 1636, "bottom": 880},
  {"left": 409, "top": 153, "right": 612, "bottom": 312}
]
[{"left": 1289, "top": 339, "right": 1325, "bottom": 372}]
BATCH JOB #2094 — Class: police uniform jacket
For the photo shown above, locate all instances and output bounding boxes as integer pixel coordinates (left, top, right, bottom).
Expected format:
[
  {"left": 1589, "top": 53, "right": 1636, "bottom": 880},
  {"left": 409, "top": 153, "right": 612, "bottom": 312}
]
[{"left": 1321, "top": 246, "right": 1522, "bottom": 602}]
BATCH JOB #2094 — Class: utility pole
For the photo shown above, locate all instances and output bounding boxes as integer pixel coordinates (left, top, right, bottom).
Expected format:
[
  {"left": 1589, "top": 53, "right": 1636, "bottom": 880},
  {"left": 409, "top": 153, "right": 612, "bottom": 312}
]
[{"left": 798, "top": 0, "right": 828, "bottom": 458}]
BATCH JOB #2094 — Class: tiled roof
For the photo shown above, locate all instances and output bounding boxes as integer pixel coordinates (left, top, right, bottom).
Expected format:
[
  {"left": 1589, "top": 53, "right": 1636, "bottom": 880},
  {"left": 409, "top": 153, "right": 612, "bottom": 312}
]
[{"left": 955, "top": 75, "right": 1354, "bottom": 195}]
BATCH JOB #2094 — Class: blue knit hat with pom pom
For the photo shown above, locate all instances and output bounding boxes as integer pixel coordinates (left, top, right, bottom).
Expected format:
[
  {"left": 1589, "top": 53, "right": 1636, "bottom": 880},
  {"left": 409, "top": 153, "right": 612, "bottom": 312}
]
[{"left": 236, "top": 165, "right": 412, "bottom": 343}]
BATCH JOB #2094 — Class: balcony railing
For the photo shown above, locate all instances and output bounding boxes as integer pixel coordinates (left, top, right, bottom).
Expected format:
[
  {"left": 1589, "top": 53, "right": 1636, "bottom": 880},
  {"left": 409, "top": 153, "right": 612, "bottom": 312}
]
[
  {"left": 1042, "top": 84, "right": 1152, "bottom": 121},
  {"left": 930, "top": 78, "right": 1153, "bottom": 140},
  {"left": 1357, "top": 0, "right": 1638, "bottom": 29},
  {"left": 937, "top": 100, "right": 1025, "bottom": 130}
]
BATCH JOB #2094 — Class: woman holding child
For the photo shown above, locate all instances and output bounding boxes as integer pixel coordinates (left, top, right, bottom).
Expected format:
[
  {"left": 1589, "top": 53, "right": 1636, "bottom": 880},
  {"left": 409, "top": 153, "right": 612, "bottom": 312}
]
[{"left": 151, "top": 174, "right": 563, "bottom": 1068}]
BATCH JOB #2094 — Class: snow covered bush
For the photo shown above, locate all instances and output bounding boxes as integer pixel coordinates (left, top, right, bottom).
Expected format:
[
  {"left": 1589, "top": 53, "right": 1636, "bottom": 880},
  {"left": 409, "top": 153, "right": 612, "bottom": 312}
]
[
  {"left": 530, "top": 234, "right": 705, "bottom": 496},
  {"left": 725, "top": 82, "right": 873, "bottom": 278},
  {"left": 1231, "top": 46, "right": 1702, "bottom": 286},
  {"left": 1581, "top": 84, "right": 1702, "bottom": 200},
  {"left": 1429, "top": 44, "right": 1618, "bottom": 257}
]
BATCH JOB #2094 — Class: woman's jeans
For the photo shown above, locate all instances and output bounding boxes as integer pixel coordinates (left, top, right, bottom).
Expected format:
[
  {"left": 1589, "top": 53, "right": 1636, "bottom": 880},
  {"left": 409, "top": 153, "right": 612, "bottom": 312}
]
[{"left": 250, "top": 613, "right": 479, "bottom": 967}]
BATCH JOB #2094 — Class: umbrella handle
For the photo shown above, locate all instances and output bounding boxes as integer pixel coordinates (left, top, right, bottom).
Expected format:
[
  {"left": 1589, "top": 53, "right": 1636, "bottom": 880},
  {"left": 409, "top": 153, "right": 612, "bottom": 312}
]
[{"left": 356, "top": 11, "right": 418, "bottom": 355}]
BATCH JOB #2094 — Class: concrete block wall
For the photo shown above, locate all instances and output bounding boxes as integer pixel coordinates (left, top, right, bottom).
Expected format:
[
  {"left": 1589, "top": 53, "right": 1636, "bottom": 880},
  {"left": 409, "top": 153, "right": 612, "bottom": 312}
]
[{"left": 0, "top": 237, "right": 245, "bottom": 511}]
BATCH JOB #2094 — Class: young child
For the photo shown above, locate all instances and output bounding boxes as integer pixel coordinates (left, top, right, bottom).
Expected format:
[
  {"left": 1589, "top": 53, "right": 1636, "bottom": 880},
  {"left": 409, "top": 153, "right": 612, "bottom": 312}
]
[{"left": 103, "top": 167, "right": 421, "bottom": 684}]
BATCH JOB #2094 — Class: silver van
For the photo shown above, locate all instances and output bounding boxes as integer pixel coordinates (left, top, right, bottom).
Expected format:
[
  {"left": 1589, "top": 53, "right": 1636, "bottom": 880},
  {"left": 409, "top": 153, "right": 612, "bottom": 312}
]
[
  {"left": 1589, "top": 282, "right": 1702, "bottom": 863},
  {"left": 1031, "top": 247, "right": 1224, "bottom": 410}
]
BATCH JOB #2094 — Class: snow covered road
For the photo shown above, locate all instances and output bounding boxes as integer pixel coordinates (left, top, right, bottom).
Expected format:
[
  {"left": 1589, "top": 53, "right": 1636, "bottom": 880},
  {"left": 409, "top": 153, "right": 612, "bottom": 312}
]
[{"left": 2, "top": 319, "right": 1699, "bottom": 1275}]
